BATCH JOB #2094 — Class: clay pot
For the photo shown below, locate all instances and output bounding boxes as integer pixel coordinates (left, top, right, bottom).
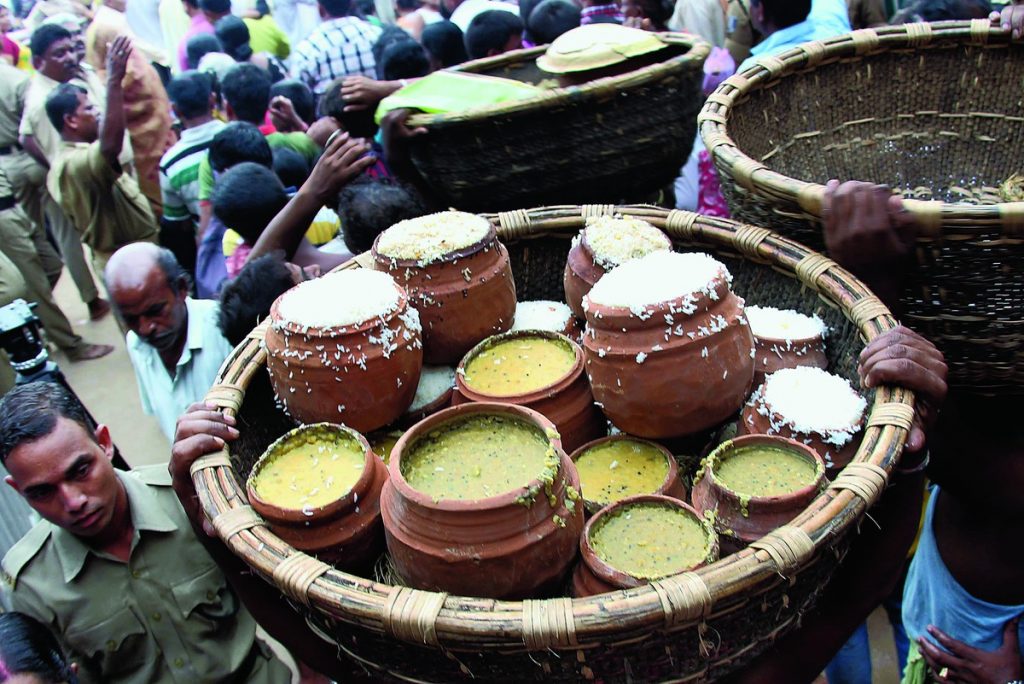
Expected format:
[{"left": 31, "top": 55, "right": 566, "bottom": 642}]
[
  {"left": 564, "top": 235, "right": 609, "bottom": 320},
  {"left": 264, "top": 281, "right": 423, "bottom": 433},
  {"left": 582, "top": 272, "right": 755, "bottom": 439},
  {"left": 691, "top": 435, "right": 824, "bottom": 551},
  {"left": 752, "top": 332, "right": 828, "bottom": 389},
  {"left": 452, "top": 330, "right": 606, "bottom": 454},
  {"left": 247, "top": 423, "right": 387, "bottom": 571},
  {"left": 572, "top": 495, "right": 718, "bottom": 597},
  {"left": 569, "top": 435, "right": 687, "bottom": 515},
  {"left": 372, "top": 223, "right": 516, "bottom": 365},
  {"left": 380, "top": 403, "right": 584, "bottom": 599},
  {"left": 400, "top": 365, "right": 456, "bottom": 427}
]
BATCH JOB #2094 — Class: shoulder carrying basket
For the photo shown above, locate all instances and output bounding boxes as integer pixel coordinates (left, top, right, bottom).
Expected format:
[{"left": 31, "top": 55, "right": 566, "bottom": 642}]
[{"left": 195, "top": 206, "right": 913, "bottom": 682}]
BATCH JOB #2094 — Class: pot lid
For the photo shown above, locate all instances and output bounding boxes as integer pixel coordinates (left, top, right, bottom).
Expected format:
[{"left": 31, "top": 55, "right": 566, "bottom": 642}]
[{"left": 536, "top": 24, "right": 667, "bottom": 75}]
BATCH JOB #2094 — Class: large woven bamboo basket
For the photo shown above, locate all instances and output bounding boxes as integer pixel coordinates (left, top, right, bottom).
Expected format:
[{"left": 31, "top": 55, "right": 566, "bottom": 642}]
[
  {"left": 193, "top": 206, "right": 915, "bottom": 682},
  {"left": 403, "top": 34, "right": 710, "bottom": 211},
  {"left": 698, "top": 20, "right": 1024, "bottom": 393}
]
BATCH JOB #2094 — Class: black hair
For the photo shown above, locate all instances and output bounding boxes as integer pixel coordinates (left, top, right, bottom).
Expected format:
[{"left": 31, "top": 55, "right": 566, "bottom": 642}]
[
  {"left": 891, "top": 0, "right": 991, "bottom": 21},
  {"left": 215, "top": 15, "right": 254, "bottom": 61},
  {"left": 395, "top": 0, "right": 418, "bottom": 10},
  {"left": 211, "top": 162, "right": 289, "bottom": 243},
  {"left": 0, "top": 612, "right": 78, "bottom": 684},
  {"left": 378, "top": 40, "right": 430, "bottom": 80},
  {"left": 44, "top": 83, "right": 85, "bottom": 133},
  {"left": 155, "top": 246, "right": 192, "bottom": 294},
  {"left": 372, "top": 25, "right": 413, "bottom": 65},
  {"left": 218, "top": 252, "right": 297, "bottom": 345},
  {"left": 354, "top": 0, "right": 376, "bottom": 17},
  {"left": 208, "top": 121, "right": 273, "bottom": 172},
  {"left": 272, "top": 146, "right": 311, "bottom": 189},
  {"left": 29, "top": 23, "right": 71, "bottom": 59},
  {"left": 464, "top": 10, "right": 523, "bottom": 60},
  {"left": 269, "top": 79, "right": 316, "bottom": 124},
  {"left": 518, "top": 0, "right": 544, "bottom": 26},
  {"left": 421, "top": 20, "right": 467, "bottom": 68},
  {"left": 526, "top": 0, "right": 580, "bottom": 45},
  {"left": 221, "top": 62, "right": 272, "bottom": 124},
  {"left": 0, "top": 382, "right": 91, "bottom": 465},
  {"left": 317, "top": 78, "right": 378, "bottom": 139},
  {"left": 183, "top": 0, "right": 199, "bottom": 9},
  {"left": 318, "top": 0, "right": 352, "bottom": 18},
  {"left": 199, "top": 0, "right": 231, "bottom": 14},
  {"left": 186, "top": 33, "right": 223, "bottom": 70},
  {"left": 753, "top": 0, "right": 811, "bottom": 29},
  {"left": 337, "top": 177, "right": 428, "bottom": 254},
  {"left": 167, "top": 70, "right": 215, "bottom": 120}
]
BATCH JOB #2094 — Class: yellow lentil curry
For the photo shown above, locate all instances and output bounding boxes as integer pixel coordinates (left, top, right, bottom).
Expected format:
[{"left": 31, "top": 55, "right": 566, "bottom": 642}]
[
  {"left": 715, "top": 445, "right": 818, "bottom": 498},
  {"left": 402, "top": 415, "right": 554, "bottom": 500},
  {"left": 370, "top": 430, "right": 404, "bottom": 465},
  {"left": 575, "top": 439, "right": 669, "bottom": 506},
  {"left": 591, "top": 502, "right": 710, "bottom": 579},
  {"left": 463, "top": 336, "right": 575, "bottom": 397},
  {"left": 253, "top": 433, "right": 366, "bottom": 509}
]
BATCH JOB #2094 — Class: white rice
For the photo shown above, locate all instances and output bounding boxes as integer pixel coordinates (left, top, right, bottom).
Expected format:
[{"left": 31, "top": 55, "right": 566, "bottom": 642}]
[
  {"left": 277, "top": 269, "right": 400, "bottom": 328},
  {"left": 376, "top": 211, "right": 491, "bottom": 264},
  {"left": 511, "top": 300, "right": 573, "bottom": 333},
  {"left": 761, "top": 367, "right": 866, "bottom": 435},
  {"left": 407, "top": 365, "right": 456, "bottom": 412},
  {"left": 746, "top": 306, "right": 826, "bottom": 341},
  {"left": 583, "top": 215, "right": 671, "bottom": 269},
  {"left": 585, "top": 251, "right": 729, "bottom": 312}
]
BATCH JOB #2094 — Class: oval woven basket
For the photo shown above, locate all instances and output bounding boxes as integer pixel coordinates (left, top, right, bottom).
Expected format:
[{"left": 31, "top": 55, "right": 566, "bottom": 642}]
[
  {"left": 697, "top": 20, "right": 1024, "bottom": 393},
  {"left": 193, "top": 206, "right": 914, "bottom": 682},
  {"left": 403, "top": 34, "right": 710, "bottom": 212}
]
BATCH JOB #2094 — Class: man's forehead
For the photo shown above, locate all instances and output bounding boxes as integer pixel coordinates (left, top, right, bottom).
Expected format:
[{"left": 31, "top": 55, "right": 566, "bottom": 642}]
[{"left": 7, "top": 419, "right": 94, "bottom": 483}]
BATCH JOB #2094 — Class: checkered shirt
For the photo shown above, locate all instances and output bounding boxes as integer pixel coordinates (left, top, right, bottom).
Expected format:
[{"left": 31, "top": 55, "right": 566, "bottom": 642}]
[{"left": 291, "top": 17, "right": 384, "bottom": 95}]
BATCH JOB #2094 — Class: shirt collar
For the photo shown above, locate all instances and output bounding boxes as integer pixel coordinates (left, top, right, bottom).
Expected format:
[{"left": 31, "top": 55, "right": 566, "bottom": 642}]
[
  {"left": 179, "top": 119, "right": 224, "bottom": 143},
  {"left": 51, "top": 469, "right": 178, "bottom": 583}
]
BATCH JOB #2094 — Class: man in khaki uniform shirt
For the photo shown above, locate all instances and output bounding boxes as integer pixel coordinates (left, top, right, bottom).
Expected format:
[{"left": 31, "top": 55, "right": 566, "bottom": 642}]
[
  {"left": 46, "top": 36, "right": 157, "bottom": 274},
  {"left": 0, "top": 382, "right": 292, "bottom": 683}
]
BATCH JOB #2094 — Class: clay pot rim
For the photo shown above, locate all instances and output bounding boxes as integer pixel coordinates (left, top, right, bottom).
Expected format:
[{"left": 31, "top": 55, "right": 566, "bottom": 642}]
[
  {"left": 246, "top": 422, "right": 378, "bottom": 522},
  {"left": 582, "top": 270, "right": 730, "bottom": 321},
  {"left": 268, "top": 280, "right": 411, "bottom": 338},
  {"left": 568, "top": 434, "right": 680, "bottom": 513},
  {"left": 370, "top": 221, "right": 499, "bottom": 270},
  {"left": 455, "top": 329, "right": 584, "bottom": 405},
  {"left": 700, "top": 434, "right": 826, "bottom": 505},
  {"left": 581, "top": 494, "right": 718, "bottom": 588},
  {"left": 387, "top": 402, "right": 567, "bottom": 512}
]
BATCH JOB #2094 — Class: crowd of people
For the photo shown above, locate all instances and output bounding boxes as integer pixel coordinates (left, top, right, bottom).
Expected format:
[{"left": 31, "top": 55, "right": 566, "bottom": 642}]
[{"left": 0, "top": 0, "right": 1019, "bottom": 681}]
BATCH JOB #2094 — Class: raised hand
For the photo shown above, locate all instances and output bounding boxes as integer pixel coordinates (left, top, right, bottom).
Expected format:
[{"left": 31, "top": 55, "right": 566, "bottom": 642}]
[
  {"left": 105, "top": 35, "right": 133, "bottom": 84},
  {"left": 302, "top": 130, "right": 375, "bottom": 205}
]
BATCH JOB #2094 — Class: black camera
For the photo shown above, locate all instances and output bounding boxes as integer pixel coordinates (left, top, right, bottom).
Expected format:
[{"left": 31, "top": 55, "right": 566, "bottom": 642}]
[{"left": 0, "top": 299, "right": 48, "bottom": 377}]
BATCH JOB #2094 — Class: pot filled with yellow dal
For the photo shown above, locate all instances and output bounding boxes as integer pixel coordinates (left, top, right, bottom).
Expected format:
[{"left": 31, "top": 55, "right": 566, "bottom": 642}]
[{"left": 570, "top": 435, "right": 686, "bottom": 514}]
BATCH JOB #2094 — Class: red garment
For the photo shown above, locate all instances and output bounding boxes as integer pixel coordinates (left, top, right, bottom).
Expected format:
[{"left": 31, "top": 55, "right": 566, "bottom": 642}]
[{"left": 1, "top": 35, "right": 20, "bottom": 65}]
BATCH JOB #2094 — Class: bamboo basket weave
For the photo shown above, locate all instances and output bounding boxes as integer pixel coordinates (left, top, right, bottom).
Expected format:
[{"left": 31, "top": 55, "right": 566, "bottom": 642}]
[
  {"left": 403, "top": 34, "right": 710, "bottom": 211},
  {"left": 698, "top": 20, "right": 1024, "bottom": 392},
  {"left": 193, "top": 206, "right": 914, "bottom": 682}
]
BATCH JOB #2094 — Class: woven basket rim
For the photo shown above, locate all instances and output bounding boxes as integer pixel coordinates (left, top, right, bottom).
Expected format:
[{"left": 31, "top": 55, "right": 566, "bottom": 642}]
[
  {"left": 193, "top": 206, "right": 913, "bottom": 652},
  {"left": 406, "top": 32, "right": 711, "bottom": 128},
  {"left": 696, "top": 20, "right": 1024, "bottom": 235}
]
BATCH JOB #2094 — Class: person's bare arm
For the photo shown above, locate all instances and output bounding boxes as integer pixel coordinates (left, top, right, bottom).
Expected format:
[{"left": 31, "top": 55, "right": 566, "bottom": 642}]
[
  {"left": 340, "top": 75, "right": 408, "bottom": 113},
  {"left": 19, "top": 134, "right": 50, "bottom": 168},
  {"left": 100, "top": 35, "right": 131, "bottom": 169}
]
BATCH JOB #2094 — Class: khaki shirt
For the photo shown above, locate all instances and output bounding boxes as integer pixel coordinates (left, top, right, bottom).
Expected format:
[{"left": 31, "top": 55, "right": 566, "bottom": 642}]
[
  {"left": 47, "top": 140, "right": 158, "bottom": 254},
  {"left": 2, "top": 466, "right": 291, "bottom": 684},
  {"left": 725, "top": 0, "right": 757, "bottom": 66},
  {"left": 0, "top": 62, "right": 29, "bottom": 147}
]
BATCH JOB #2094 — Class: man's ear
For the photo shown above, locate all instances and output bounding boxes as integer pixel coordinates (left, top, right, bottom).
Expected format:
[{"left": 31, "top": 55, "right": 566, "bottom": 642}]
[
  {"left": 224, "top": 100, "right": 236, "bottom": 121},
  {"left": 62, "top": 111, "right": 77, "bottom": 134},
  {"left": 94, "top": 424, "right": 114, "bottom": 462}
]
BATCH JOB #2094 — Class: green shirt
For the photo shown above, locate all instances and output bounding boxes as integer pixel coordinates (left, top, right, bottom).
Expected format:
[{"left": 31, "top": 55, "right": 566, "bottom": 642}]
[
  {"left": 1, "top": 466, "right": 291, "bottom": 684},
  {"left": 197, "top": 131, "right": 321, "bottom": 202},
  {"left": 243, "top": 16, "right": 291, "bottom": 59}
]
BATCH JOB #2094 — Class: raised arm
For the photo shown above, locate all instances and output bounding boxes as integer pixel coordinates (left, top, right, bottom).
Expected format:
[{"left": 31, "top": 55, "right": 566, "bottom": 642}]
[{"left": 100, "top": 35, "right": 132, "bottom": 169}]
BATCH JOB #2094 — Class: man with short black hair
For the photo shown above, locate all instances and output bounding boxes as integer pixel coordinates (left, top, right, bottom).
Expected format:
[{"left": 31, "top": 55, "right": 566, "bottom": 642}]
[
  {"left": 738, "top": 0, "right": 850, "bottom": 71},
  {"left": 526, "top": 0, "right": 580, "bottom": 45},
  {"left": 291, "top": 0, "right": 382, "bottom": 94},
  {"left": 464, "top": 9, "right": 523, "bottom": 59}
]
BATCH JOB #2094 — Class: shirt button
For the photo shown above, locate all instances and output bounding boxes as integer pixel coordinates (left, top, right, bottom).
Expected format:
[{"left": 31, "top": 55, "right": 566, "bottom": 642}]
[
  {"left": 106, "top": 639, "right": 117, "bottom": 651},
  {"left": 206, "top": 590, "right": 216, "bottom": 601},
  {"left": 131, "top": 569, "right": 141, "bottom": 579},
  {"left": 174, "top": 658, "right": 185, "bottom": 668},
  {"left": 152, "top": 611, "right": 161, "bottom": 621}
]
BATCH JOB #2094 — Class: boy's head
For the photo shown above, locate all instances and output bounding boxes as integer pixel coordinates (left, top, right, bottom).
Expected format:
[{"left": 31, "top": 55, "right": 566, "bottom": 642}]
[
  {"left": 212, "top": 161, "right": 289, "bottom": 244},
  {"left": 378, "top": 40, "right": 430, "bottom": 81},
  {"left": 167, "top": 70, "right": 216, "bottom": 122},
  {"left": 215, "top": 15, "right": 253, "bottom": 61},
  {"left": 373, "top": 25, "right": 414, "bottom": 65},
  {"left": 209, "top": 121, "right": 273, "bottom": 173},
  {"left": 422, "top": 20, "right": 468, "bottom": 69},
  {"left": 45, "top": 84, "right": 96, "bottom": 142},
  {"left": 318, "top": 0, "right": 352, "bottom": 19},
  {"left": 221, "top": 62, "right": 272, "bottom": 124},
  {"left": 199, "top": 0, "right": 231, "bottom": 22},
  {"left": 218, "top": 252, "right": 315, "bottom": 345},
  {"left": 269, "top": 79, "right": 316, "bottom": 124},
  {"left": 465, "top": 10, "right": 524, "bottom": 59},
  {"left": 337, "top": 178, "right": 428, "bottom": 254},
  {"left": 749, "top": 0, "right": 811, "bottom": 34},
  {"left": 186, "top": 33, "right": 223, "bottom": 70},
  {"left": 317, "top": 78, "right": 377, "bottom": 139},
  {"left": 272, "top": 147, "right": 311, "bottom": 189},
  {"left": 526, "top": 0, "right": 580, "bottom": 45}
]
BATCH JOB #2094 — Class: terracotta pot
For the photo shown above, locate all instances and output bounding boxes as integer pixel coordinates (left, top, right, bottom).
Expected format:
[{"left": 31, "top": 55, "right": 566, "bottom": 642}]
[
  {"left": 372, "top": 223, "right": 516, "bottom": 365},
  {"left": 691, "top": 435, "right": 825, "bottom": 549},
  {"left": 400, "top": 365, "right": 456, "bottom": 427},
  {"left": 247, "top": 423, "right": 387, "bottom": 571},
  {"left": 572, "top": 495, "right": 719, "bottom": 597},
  {"left": 264, "top": 281, "right": 423, "bottom": 433},
  {"left": 752, "top": 332, "right": 828, "bottom": 389},
  {"left": 452, "top": 330, "right": 606, "bottom": 453},
  {"left": 380, "top": 403, "right": 584, "bottom": 599},
  {"left": 569, "top": 435, "right": 687, "bottom": 515},
  {"left": 582, "top": 271, "right": 755, "bottom": 439}
]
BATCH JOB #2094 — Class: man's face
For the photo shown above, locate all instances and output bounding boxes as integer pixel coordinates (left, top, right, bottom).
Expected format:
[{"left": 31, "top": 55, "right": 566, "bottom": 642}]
[
  {"left": 69, "top": 92, "right": 100, "bottom": 141},
  {"left": 5, "top": 418, "right": 123, "bottom": 539},
  {"left": 111, "top": 266, "right": 189, "bottom": 353},
  {"left": 36, "top": 37, "right": 81, "bottom": 83}
]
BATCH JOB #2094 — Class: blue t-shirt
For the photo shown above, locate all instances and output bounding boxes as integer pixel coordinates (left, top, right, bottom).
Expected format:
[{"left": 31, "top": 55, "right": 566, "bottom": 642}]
[{"left": 738, "top": 0, "right": 852, "bottom": 73}]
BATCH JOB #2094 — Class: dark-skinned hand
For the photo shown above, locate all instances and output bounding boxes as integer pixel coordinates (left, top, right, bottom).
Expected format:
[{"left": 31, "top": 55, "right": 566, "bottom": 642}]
[
  {"left": 170, "top": 401, "right": 239, "bottom": 537},
  {"left": 992, "top": 4, "right": 1024, "bottom": 40},
  {"left": 919, "top": 616, "right": 1023, "bottom": 684},
  {"left": 340, "top": 75, "right": 402, "bottom": 112},
  {"left": 268, "top": 95, "right": 307, "bottom": 133},
  {"left": 105, "top": 35, "right": 133, "bottom": 84},
  {"left": 858, "top": 325, "right": 947, "bottom": 453},
  {"left": 302, "top": 130, "right": 374, "bottom": 205}
]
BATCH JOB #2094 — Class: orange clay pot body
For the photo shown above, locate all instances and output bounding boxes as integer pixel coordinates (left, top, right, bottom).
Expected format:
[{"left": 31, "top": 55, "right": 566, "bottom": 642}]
[
  {"left": 582, "top": 274, "right": 755, "bottom": 439},
  {"left": 564, "top": 237, "right": 608, "bottom": 320},
  {"left": 568, "top": 435, "right": 687, "bottom": 515},
  {"left": 264, "top": 288, "right": 423, "bottom": 433},
  {"left": 572, "top": 495, "right": 718, "bottom": 597},
  {"left": 247, "top": 425, "right": 388, "bottom": 571},
  {"left": 373, "top": 226, "right": 516, "bottom": 365},
  {"left": 752, "top": 333, "right": 828, "bottom": 388},
  {"left": 691, "top": 435, "right": 825, "bottom": 550},
  {"left": 452, "top": 330, "right": 605, "bottom": 454},
  {"left": 380, "top": 403, "right": 584, "bottom": 599}
]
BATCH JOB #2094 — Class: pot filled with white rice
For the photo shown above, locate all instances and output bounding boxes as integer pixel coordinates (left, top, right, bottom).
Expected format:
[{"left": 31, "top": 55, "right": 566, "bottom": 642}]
[
  {"left": 746, "top": 305, "right": 828, "bottom": 387},
  {"left": 510, "top": 300, "right": 582, "bottom": 342}
]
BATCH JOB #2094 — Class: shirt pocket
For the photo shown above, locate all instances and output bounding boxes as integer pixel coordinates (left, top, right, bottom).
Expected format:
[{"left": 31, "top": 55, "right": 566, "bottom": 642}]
[
  {"left": 171, "top": 563, "right": 240, "bottom": 626},
  {"left": 66, "top": 605, "right": 150, "bottom": 678}
]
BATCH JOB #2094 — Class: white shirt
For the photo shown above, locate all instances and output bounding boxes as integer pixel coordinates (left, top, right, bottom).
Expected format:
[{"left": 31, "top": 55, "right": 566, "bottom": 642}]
[{"left": 450, "top": 0, "right": 518, "bottom": 32}]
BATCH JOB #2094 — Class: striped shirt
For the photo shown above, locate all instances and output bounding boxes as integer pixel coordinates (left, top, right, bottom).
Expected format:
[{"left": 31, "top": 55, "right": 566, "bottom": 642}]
[
  {"left": 291, "top": 16, "right": 382, "bottom": 95},
  {"left": 158, "top": 119, "right": 225, "bottom": 224}
]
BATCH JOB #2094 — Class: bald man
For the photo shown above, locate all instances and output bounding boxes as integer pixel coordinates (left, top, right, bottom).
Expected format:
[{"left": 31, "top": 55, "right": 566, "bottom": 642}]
[{"left": 105, "top": 243, "right": 233, "bottom": 440}]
